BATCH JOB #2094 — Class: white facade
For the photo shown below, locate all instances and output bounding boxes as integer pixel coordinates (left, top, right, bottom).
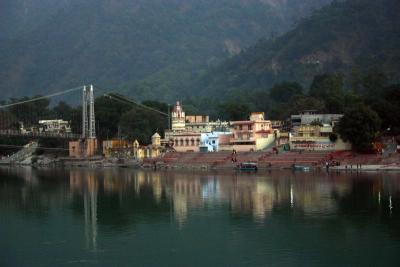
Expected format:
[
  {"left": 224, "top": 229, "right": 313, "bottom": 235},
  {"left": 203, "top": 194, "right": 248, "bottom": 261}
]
[
  {"left": 291, "top": 111, "right": 343, "bottom": 127},
  {"left": 200, "top": 132, "right": 231, "bottom": 152},
  {"left": 38, "top": 120, "right": 71, "bottom": 133}
]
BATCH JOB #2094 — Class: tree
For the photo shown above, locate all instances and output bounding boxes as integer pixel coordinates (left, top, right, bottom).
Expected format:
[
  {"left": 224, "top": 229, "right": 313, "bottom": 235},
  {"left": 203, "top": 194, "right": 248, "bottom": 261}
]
[
  {"left": 53, "top": 101, "right": 73, "bottom": 121},
  {"left": 119, "top": 108, "right": 167, "bottom": 144},
  {"left": 287, "top": 95, "right": 326, "bottom": 115},
  {"left": 8, "top": 96, "right": 52, "bottom": 127},
  {"left": 310, "top": 119, "right": 323, "bottom": 126},
  {"left": 269, "top": 82, "right": 303, "bottom": 103},
  {"left": 361, "top": 70, "right": 388, "bottom": 98},
  {"left": 309, "top": 74, "right": 344, "bottom": 113},
  {"left": 309, "top": 74, "right": 343, "bottom": 98},
  {"left": 329, "top": 133, "right": 338, "bottom": 143},
  {"left": 338, "top": 104, "right": 381, "bottom": 152},
  {"left": 218, "top": 102, "right": 250, "bottom": 121},
  {"left": 95, "top": 96, "right": 132, "bottom": 139},
  {"left": 370, "top": 84, "right": 400, "bottom": 135},
  {"left": 0, "top": 110, "right": 17, "bottom": 129}
]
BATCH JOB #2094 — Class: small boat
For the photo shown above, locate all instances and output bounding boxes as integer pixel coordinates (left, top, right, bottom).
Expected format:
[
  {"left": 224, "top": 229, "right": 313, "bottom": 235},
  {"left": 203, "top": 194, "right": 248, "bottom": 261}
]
[
  {"left": 292, "top": 164, "right": 311, "bottom": 171},
  {"left": 237, "top": 162, "right": 258, "bottom": 171}
]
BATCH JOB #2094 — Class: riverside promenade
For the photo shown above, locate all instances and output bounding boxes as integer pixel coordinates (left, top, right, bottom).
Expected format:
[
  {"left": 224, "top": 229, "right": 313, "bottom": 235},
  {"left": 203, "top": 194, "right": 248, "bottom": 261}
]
[
  {"left": 143, "top": 151, "right": 330, "bottom": 170},
  {"left": 142, "top": 150, "right": 400, "bottom": 171}
]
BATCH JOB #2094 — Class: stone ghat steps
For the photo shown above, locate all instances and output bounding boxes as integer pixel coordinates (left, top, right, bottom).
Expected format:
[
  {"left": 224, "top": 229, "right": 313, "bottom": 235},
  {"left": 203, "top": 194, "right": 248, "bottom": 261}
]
[
  {"left": 154, "top": 151, "right": 331, "bottom": 168},
  {"left": 172, "top": 152, "right": 232, "bottom": 165}
]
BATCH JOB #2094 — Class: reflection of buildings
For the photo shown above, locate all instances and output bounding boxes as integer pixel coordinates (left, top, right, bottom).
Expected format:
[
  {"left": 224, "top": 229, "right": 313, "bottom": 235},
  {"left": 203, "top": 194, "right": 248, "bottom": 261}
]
[
  {"left": 66, "top": 169, "right": 398, "bottom": 228},
  {"left": 171, "top": 177, "right": 203, "bottom": 225}
]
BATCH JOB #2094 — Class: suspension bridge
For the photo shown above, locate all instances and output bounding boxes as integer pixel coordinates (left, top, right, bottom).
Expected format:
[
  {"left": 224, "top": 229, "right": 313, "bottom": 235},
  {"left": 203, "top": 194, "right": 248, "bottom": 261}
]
[{"left": 0, "top": 85, "right": 169, "bottom": 146}]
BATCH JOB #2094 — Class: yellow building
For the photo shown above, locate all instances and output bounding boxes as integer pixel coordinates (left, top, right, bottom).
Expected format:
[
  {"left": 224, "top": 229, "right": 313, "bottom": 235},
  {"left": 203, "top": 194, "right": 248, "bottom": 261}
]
[
  {"left": 289, "top": 124, "right": 351, "bottom": 151},
  {"left": 102, "top": 139, "right": 130, "bottom": 157},
  {"left": 229, "top": 112, "right": 276, "bottom": 151},
  {"left": 132, "top": 133, "right": 163, "bottom": 159},
  {"left": 102, "top": 133, "right": 162, "bottom": 160}
]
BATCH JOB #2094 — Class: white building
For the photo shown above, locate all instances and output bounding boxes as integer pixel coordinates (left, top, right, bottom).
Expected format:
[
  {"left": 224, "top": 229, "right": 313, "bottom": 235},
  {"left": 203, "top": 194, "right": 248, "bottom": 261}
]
[
  {"left": 39, "top": 120, "right": 71, "bottom": 133},
  {"left": 199, "top": 132, "right": 232, "bottom": 152},
  {"left": 291, "top": 110, "right": 343, "bottom": 127},
  {"left": 164, "top": 101, "right": 229, "bottom": 152}
]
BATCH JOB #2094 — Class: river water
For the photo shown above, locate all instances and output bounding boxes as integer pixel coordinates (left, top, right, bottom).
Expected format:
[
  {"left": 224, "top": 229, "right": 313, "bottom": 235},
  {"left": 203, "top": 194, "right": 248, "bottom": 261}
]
[{"left": 0, "top": 167, "right": 399, "bottom": 266}]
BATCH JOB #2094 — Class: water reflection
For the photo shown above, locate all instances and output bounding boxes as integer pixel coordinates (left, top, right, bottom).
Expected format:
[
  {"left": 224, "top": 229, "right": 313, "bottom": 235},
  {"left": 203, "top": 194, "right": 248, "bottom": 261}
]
[
  {"left": 1, "top": 168, "right": 399, "bottom": 225},
  {"left": 1, "top": 167, "right": 400, "bottom": 266}
]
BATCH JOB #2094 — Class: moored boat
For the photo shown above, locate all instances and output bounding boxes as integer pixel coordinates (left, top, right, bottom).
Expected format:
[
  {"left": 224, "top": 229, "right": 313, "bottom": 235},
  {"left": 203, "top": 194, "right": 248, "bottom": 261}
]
[
  {"left": 292, "top": 164, "right": 311, "bottom": 171},
  {"left": 236, "top": 162, "right": 258, "bottom": 171}
]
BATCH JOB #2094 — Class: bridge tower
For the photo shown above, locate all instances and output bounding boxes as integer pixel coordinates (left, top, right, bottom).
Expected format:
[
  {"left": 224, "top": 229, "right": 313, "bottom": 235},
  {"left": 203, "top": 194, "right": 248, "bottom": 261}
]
[{"left": 81, "top": 85, "right": 96, "bottom": 139}]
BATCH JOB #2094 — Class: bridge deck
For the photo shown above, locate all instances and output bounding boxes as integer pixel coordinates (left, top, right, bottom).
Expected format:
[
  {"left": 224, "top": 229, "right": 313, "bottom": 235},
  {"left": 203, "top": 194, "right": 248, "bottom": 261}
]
[{"left": 0, "top": 129, "right": 80, "bottom": 139}]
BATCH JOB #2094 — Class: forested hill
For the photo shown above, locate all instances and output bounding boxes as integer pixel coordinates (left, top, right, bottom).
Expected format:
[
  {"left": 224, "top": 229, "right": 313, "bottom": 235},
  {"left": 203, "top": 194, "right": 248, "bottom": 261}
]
[
  {"left": 192, "top": 0, "right": 400, "bottom": 99},
  {"left": 0, "top": 0, "right": 331, "bottom": 101}
]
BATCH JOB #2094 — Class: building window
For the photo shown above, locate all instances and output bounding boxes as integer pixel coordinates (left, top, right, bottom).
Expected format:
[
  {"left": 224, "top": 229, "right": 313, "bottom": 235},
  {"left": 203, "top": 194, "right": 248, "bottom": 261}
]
[
  {"left": 239, "top": 125, "right": 242, "bottom": 130},
  {"left": 185, "top": 139, "right": 189, "bottom": 146},
  {"left": 180, "top": 139, "right": 184, "bottom": 146},
  {"left": 191, "top": 139, "right": 195, "bottom": 146}
]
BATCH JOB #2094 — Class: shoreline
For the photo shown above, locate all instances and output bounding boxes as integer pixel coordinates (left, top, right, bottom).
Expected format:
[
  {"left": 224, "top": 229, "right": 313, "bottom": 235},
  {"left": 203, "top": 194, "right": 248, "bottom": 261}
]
[
  {"left": 1, "top": 160, "right": 400, "bottom": 173},
  {"left": 1, "top": 149, "right": 399, "bottom": 173}
]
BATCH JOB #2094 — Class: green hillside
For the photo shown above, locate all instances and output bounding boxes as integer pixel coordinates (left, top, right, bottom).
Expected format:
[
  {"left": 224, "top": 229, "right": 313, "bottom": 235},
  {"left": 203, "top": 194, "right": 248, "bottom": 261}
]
[
  {"left": 193, "top": 0, "right": 400, "bottom": 98},
  {"left": 0, "top": 0, "right": 331, "bottom": 101}
]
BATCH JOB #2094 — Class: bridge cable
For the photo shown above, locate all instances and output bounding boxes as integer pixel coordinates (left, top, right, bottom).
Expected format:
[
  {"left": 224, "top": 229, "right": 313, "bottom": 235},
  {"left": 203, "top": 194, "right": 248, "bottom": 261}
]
[
  {"left": 94, "top": 85, "right": 169, "bottom": 117},
  {"left": 0, "top": 86, "right": 83, "bottom": 109}
]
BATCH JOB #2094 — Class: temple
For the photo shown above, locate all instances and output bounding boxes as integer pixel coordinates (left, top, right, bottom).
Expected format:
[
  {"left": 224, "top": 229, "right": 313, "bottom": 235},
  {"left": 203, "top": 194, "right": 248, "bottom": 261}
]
[{"left": 163, "top": 101, "right": 275, "bottom": 152}]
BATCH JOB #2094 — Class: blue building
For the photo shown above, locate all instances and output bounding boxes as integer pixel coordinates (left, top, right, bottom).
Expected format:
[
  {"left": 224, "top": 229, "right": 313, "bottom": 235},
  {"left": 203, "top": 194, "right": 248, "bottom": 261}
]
[{"left": 199, "top": 132, "right": 231, "bottom": 152}]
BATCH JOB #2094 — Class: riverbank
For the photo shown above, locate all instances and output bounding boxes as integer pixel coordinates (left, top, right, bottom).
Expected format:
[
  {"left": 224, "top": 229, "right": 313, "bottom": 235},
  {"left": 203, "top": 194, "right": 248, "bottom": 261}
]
[
  {"left": 142, "top": 150, "right": 400, "bottom": 172},
  {"left": 330, "top": 164, "right": 400, "bottom": 172},
  {"left": 1, "top": 149, "right": 399, "bottom": 172}
]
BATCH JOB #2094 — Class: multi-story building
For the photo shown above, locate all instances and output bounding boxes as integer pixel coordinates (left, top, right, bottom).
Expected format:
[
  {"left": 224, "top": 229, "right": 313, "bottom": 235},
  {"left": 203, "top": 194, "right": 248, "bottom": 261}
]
[
  {"left": 229, "top": 112, "right": 275, "bottom": 151},
  {"left": 164, "top": 102, "right": 277, "bottom": 152},
  {"left": 164, "top": 101, "right": 229, "bottom": 152},
  {"left": 290, "top": 110, "right": 343, "bottom": 128},
  {"left": 185, "top": 115, "right": 229, "bottom": 133},
  {"left": 289, "top": 118, "right": 351, "bottom": 151},
  {"left": 38, "top": 119, "right": 71, "bottom": 133}
]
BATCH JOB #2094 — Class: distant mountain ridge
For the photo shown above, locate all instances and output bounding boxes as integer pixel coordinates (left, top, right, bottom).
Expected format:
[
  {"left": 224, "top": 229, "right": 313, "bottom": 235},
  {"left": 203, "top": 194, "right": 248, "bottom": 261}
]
[
  {"left": 0, "top": 0, "right": 332, "bottom": 101},
  {"left": 192, "top": 0, "right": 400, "bottom": 98}
]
